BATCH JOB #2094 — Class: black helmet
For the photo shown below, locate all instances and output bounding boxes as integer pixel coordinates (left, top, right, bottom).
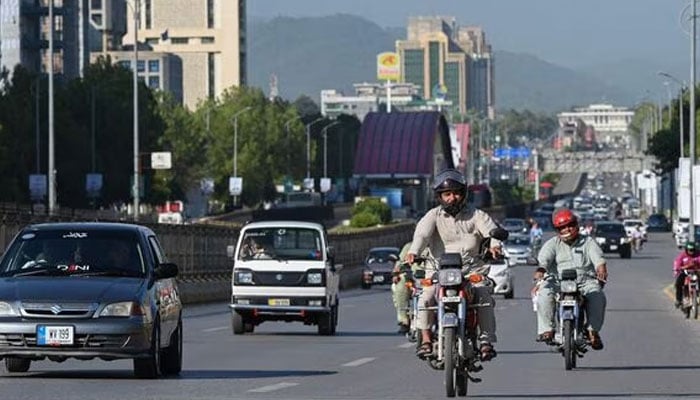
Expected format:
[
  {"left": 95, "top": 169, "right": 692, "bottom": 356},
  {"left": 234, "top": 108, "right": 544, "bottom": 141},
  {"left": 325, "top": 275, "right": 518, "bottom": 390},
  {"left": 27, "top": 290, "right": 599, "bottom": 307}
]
[
  {"left": 686, "top": 241, "right": 697, "bottom": 254},
  {"left": 432, "top": 168, "right": 467, "bottom": 216}
]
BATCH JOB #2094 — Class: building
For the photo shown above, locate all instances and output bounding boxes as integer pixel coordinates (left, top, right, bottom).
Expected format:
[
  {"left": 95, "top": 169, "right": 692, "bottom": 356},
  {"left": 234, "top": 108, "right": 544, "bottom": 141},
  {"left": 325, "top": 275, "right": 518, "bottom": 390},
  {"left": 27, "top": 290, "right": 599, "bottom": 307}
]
[
  {"left": 1, "top": 0, "right": 90, "bottom": 80},
  {"left": 396, "top": 16, "right": 494, "bottom": 118},
  {"left": 321, "top": 82, "right": 434, "bottom": 121},
  {"left": 558, "top": 104, "right": 634, "bottom": 147},
  {"left": 122, "top": 0, "right": 247, "bottom": 109}
]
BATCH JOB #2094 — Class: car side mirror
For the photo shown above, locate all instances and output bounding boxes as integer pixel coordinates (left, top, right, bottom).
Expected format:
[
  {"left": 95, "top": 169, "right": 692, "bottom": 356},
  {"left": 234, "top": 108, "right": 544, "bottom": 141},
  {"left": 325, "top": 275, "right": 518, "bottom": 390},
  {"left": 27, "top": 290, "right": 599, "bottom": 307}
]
[
  {"left": 226, "top": 244, "right": 235, "bottom": 259},
  {"left": 154, "top": 262, "right": 178, "bottom": 280},
  {"left": 389, "top": 254, "right": 399, "bottom": 262}
]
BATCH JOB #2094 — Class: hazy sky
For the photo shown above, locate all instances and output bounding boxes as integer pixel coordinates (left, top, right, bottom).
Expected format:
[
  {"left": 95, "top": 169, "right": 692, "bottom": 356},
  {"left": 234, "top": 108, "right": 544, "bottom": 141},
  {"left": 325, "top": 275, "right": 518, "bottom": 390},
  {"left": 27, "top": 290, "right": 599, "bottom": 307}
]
[{"left": 248, "top": 0, "right": 688, "bottom": 69}]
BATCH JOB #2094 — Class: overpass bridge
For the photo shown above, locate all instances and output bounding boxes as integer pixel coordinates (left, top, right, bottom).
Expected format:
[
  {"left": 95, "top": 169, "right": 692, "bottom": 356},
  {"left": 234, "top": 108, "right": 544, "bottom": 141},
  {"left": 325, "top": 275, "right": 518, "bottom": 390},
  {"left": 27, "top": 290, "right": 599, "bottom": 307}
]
[{"left": 539, "top": 150, "right": 656, "bottom": 174}]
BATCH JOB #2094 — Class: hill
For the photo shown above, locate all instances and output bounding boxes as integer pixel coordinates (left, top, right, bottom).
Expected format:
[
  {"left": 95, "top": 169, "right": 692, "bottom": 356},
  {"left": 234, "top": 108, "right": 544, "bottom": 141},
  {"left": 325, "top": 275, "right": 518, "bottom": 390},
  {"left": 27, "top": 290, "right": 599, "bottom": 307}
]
[{"left": 248, "top": 14, "right": 633, "bottom": 113}]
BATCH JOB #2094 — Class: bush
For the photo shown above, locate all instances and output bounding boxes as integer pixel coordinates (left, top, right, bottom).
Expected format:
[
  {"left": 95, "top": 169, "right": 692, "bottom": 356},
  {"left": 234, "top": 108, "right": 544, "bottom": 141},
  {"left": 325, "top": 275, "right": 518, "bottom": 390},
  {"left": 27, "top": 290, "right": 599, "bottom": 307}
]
[
  {"left": 350, "top": 211, "right": 382, "bottom": 228},
  {"left": 351, "top": 198, "right": 391, "bottom": 224}
]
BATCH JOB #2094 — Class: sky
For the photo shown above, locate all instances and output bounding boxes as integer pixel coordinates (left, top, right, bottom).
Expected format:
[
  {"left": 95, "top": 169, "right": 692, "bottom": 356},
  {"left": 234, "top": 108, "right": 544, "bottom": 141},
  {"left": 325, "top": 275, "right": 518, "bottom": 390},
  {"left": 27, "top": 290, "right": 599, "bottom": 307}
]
[{"left": 248, "top": 0, "right": 688, "bottom": 70}]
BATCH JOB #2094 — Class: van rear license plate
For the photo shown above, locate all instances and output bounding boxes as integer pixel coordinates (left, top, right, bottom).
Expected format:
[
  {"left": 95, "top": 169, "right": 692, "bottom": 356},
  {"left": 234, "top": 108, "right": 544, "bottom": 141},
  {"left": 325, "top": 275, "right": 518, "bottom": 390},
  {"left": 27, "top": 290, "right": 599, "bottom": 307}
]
[
  {"left": 37, "top": 325, "right": 74, "bottom": 346},
  {"left": 268, "top": 298, "right": 290, "bottom": 306}
]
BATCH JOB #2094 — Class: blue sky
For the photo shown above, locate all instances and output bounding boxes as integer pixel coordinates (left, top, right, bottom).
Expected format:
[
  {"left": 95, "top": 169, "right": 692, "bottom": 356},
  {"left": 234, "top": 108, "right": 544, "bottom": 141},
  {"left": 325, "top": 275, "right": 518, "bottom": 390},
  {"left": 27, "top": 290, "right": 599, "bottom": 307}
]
[{"left": 248, "top": 0, "right": 687, "bottom": 69}]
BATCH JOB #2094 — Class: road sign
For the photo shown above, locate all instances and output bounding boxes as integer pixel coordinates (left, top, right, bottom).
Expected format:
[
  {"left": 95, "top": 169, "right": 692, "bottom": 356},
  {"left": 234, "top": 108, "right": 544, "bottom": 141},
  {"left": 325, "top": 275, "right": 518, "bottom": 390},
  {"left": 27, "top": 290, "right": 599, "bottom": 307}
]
[
  {"left": 303, "top": 178, "right": 314, "bottom": 191},
  {"left": 85, "top": 173, "right": 103, "bottom": 198},
  {"left": 28, "top": 174, "right": 47, "bottom": 201},
  {"left": 151, "top": 152, "right": 172, "bottom": 169},
  {"left": 200, "top": 178, "right": 215, "bottom": 195},
  {"left": 320, "top": 177, "right": 331, "bottom": 193},
  {"left": 229, "top": 177, "right": 243, "bottom": 196},
  {"left": 284, "top": 176, "right": 294, "bottom": 193}
]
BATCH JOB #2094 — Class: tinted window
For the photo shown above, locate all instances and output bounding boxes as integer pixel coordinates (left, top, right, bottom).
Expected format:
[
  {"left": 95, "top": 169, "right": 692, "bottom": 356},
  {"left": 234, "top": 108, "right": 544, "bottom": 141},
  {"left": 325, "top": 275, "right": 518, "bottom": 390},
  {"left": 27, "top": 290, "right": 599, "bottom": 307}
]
[
  {"left": 239, "top": 228, "right": 322, "bottom": 261},
  {"left": 595, "top": 224, "right": 625, "bottom": 234}
]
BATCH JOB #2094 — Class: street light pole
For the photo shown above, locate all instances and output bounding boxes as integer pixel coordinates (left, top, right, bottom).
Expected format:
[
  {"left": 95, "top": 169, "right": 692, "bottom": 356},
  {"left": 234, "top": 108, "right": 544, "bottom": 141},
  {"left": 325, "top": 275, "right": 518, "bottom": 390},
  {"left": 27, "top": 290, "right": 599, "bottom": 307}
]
[
  {"left": 322, "top": 121, "right": 341, "bottom": 178},
  {"left": 659, "top": 71, "right": 687, "bottom": 157},
  {"left": 305, "top": 117, "right": 324, "bottom": 180},
  {"left": 48, "top": 0, "right": 55, "bottom": 214},
  {"left": 132, "top": 0, "right": 140, "bottom": 221},
  {"left": 230, "top": 106, "right": 252, "bottom": 205},
  {"left": 690, "top": 0, "right": 697, "bottom": 242}
]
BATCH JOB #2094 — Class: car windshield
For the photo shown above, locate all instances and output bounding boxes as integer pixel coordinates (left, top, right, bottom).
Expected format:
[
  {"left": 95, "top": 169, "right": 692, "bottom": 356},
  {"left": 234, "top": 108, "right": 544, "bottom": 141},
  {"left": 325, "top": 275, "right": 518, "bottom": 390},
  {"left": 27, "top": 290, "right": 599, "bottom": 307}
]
[
  {"left": 506, "top": 236, "right": 530, "bottom": 246},
  {"left": 238, "top": 227, "right": 323, "bottom": 261},
  {"left": 367, "top": 249, "right": 398, "bottom": 263},
  {"left": 0, "top": 230, "right": 145, "bottom": 277},
  {"left": 596, "top": 224, "right": 625, "bottom": 234}
]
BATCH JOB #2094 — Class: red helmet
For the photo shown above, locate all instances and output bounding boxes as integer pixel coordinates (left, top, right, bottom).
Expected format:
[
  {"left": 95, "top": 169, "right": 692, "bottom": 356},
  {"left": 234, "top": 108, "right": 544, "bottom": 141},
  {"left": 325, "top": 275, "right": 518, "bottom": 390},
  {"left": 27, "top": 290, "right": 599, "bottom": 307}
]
[{"left": 552, "top": 208, "right": 579, "bottom": 241}]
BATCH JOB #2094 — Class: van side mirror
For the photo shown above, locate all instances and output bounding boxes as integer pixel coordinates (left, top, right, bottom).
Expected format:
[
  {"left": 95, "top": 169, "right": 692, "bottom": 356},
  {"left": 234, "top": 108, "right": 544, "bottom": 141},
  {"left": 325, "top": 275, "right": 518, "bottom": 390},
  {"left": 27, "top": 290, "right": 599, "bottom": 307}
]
[{"left": 226, "top": 245, "right": 235, "bottom": 259}]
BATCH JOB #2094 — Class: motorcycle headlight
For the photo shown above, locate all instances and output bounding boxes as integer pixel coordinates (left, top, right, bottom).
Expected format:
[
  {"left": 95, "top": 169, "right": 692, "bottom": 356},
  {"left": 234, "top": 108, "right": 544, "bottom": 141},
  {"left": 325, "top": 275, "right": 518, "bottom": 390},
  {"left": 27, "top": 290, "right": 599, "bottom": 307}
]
[
  {"left": 560, "top": 280, "right": 578, "bottom": 294},
  {"left": 438, "top": 269, "right": 463, "bottom": 286}
]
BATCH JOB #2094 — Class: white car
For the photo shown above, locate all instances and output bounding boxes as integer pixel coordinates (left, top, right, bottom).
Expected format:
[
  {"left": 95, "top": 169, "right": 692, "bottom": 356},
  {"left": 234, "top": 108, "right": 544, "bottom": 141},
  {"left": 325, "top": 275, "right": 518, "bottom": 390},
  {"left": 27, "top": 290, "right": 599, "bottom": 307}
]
[{"left": 488, "top": 259, "right": 514, "bottom": 299}]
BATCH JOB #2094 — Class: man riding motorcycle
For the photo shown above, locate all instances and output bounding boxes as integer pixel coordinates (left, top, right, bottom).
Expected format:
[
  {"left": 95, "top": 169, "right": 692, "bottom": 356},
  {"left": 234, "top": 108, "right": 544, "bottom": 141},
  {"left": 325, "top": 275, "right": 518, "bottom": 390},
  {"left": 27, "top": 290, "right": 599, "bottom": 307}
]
[
  {"left": 534, "top": 208, "right": 608, "bottom": 350},
  {"left": 673, "top": 241, "right": 700, "bottom": 309},
  {"left": 405, "top": 168, "right": 503, "bottom": 361},
  {"left": 391, "top": 242, "right": 431, "bottom": 334}
]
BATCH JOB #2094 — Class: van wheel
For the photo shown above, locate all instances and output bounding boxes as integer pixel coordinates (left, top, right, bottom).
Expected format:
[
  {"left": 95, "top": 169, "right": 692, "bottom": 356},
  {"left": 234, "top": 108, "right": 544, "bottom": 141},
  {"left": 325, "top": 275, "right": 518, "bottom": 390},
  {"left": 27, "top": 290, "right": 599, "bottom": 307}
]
[
  {"left": 318, "top": 307, "right": 336, "bottom": 336},
  {"left": 232, "top": 311, "right": 245, "bottom": 335},
  {"left": 5, "top": 357, "right": 30, "bottom": 373}
]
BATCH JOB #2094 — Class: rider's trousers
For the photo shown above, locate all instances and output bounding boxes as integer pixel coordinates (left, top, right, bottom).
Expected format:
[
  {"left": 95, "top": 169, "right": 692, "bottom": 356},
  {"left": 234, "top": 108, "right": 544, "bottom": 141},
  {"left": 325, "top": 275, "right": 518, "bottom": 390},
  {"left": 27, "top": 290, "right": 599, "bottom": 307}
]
[
  {"left": 416, "top": 271, "right": 497, "bottom": 343},
  {"left": 391, "top": 274, "right": 411, "bottom": 324},
  {"left": 536, "top": 278, "right": 606, "bottom": 335}
]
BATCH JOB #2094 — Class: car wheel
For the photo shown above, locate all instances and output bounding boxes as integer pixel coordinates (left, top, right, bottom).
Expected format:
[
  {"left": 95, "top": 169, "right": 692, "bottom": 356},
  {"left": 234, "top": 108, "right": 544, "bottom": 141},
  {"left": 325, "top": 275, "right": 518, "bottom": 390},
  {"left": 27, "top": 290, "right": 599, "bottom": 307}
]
[
  {"left": 134, "top": 321, "right": 161, "bottom": 379},
  {"left": 231, "top": 311, "right": 245, "bottom": 335},
  {"left": 504, "top": 289, "right": 514, "bottom": 299},
  {"left": 361, "top": 281, "right": 372, "bottom": 290},
  {"left": 160, "top": 318, "right": 183, "bottom": 376},
  {"left": 244, "top": 321, "right": 255, "bottom": 333},
  {"left": 620, "top": 246, "right": 631, "bottom": 259},
  {"left": 5, "top": 357, "right": 30, "bottom": 373}
]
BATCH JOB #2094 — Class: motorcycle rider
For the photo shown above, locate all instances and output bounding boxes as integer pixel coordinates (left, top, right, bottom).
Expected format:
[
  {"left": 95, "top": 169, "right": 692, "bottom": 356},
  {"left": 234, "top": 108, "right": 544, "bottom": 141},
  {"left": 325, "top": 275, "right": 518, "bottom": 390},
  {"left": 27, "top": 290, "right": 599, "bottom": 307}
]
[
  {"left": 534, "top": 208, "right": 608, "bottom": 350},
  {"left": 673, "top": 241, "right": 700, "bottom": 308},
  {"left": 530, "top": 221, "right": 543, "bottom": 257},
  {"left": 391, "top": 241, "right": 431, "bottom": 334},
  {"left": 405, "top": 168, "right": 503, "bottom": 361}
]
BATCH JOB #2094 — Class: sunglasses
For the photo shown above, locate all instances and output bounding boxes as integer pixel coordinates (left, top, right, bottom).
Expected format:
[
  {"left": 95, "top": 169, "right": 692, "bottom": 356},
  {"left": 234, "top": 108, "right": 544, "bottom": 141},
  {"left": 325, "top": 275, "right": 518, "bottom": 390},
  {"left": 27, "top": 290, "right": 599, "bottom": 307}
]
[{"left": 556, "top": 222, "right": 577, "bottom": 231}]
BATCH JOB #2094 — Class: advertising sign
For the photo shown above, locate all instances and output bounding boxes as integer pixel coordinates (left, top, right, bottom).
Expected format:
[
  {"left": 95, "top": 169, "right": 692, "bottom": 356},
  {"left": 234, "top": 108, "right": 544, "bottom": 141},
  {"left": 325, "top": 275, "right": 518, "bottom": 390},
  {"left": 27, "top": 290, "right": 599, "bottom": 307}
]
[
  {"left": 377, "top": 52, "right": 400, "bottom": 81},
  {"left": 28, "top": 174, "right": 47, "bottom": 201},
  {"left": 151, "top": 152, "right": 172, "bottom": 169},
  {"left": 229, "top": 177, "right": 243, "bottom": 196},
  {"left": 85, "top": 173, "right": 103, "bottom": 198},
  {"left": 320, "top": 177, "right": 331, "bottom": 193},
  {"left": 303, "top": 178, "right": 315, "bottom": 191}
]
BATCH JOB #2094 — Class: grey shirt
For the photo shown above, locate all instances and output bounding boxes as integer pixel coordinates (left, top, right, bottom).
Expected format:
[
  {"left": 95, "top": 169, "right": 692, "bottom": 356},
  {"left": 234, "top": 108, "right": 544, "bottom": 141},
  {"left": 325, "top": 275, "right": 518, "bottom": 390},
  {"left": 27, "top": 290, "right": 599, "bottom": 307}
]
[
  {"left": 538, "top": 234, "right": 606, "bottom": 281},
  {"left": 408, "top": 206, "right": 501, "bottom": 273}
]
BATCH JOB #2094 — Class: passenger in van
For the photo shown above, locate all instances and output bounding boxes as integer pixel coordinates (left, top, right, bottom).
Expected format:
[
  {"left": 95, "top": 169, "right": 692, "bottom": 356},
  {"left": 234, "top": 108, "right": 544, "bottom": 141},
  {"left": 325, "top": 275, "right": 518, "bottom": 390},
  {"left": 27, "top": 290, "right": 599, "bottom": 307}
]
[{"left": 241, "top": 236, "right": 275, "bottom": 260}]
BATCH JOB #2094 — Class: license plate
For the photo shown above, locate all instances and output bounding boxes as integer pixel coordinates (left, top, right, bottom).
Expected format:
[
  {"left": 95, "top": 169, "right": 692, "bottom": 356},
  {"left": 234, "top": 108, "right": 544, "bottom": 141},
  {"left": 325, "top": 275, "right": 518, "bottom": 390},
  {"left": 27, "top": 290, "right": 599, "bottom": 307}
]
[
  {"left": 609, "top": 245, "right": 617, "bottom": 250},
  {"left": 268, "top": 298, "right": 290, "bottom": 306},
  {"left": 560, "top": 299, "right": 577, "bottom": 306},
  {"left": 442, "top": 296, "right": 461, "bottom": 303},
  {"left": 37, "top": 325, "right": 74, "bottom": 346},
  {"left": 373, "top": 275, "right": 385, "bottom": 283}
]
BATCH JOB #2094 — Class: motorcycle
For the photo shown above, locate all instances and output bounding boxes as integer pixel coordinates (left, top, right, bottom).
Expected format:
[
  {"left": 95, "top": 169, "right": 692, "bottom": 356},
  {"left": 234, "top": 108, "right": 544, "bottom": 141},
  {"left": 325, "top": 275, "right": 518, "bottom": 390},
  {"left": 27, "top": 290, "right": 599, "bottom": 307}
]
[
  {"left": 681, "top": 265, "right": 700, "bottom": 319},
  {"left": 552, "top": 268, "right": 588, "bottom": 370},
  {"left": 394, "top": 262, "right": 431, "bottom": 344},
  {"left": 415, "top": 227, "right": 509, "bottom": 398}
]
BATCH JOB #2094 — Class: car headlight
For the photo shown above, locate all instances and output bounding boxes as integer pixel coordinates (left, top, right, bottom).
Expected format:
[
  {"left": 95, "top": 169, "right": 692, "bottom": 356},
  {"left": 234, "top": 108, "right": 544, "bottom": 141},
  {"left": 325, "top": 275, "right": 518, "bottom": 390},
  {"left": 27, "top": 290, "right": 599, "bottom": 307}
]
[
  {"left": 620, "top": 237, "right": 630, "bottom": 244},
  {"left": 307, "top": 272, "right": 323, "bottom": 285},
  {"left": 494, "top": 269, "right": 508, "bottom": 277},
  {"left": 560, "top": 280, "right": 578, "bottom": 294},
  {"left": 438, "top": 269, "right": 463, "bottom": 285},
  {"left": 0, "top": 301, "right": 17, "bottom": 316},
  {"left": 595, "top": 237, "right": 605, "bottom": 244},
  {"left": 100, "top": 301, "right": 145, "bottom": 317},
  {"left": 234, "top": 270, "right": 254, "bottom": 285}
]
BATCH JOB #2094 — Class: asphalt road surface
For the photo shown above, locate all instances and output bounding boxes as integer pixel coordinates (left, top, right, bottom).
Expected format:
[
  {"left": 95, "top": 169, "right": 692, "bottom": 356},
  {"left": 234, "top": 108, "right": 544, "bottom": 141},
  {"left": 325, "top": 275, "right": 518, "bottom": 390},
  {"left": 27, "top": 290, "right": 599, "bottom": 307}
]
[{"left": 1, "top": 231, "right": 698, "bottom": 400}]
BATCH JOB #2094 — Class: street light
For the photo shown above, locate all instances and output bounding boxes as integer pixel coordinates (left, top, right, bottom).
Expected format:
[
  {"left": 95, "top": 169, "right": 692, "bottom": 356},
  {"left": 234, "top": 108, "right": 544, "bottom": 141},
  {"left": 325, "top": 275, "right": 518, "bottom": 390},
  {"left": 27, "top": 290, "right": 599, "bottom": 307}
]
[
  {"left": 230, "top": 106, "right": 252, "bottom": 206},
  {"left": 130, "top": 0, "right": 140, "bottom": 221},
  {"left": 305, "top": 117, "right": 324, "bottom": 180},
  {"left": 48, "top": 0, "right": 55, "bottom": 214},
  {"left": 322, "top": 121, "right": 341, "bottom": 178},
  {"left": 658, "top": 71, "right": 686, "bottom": 157},
  {"left": 690, "top": 0, "right": 697, "bottom": 242}
]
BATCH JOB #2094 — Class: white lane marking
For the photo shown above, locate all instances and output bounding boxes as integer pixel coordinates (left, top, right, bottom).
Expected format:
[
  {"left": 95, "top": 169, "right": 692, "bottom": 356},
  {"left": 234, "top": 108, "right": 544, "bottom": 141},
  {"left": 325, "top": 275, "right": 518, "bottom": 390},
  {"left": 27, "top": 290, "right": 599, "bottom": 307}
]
[
  {"left": 398, "top": 342, "right": 414, "bottom": 348},
  {"left": 248, "top": 382, "right": 299, "bottom": 393},
  {"left": 342, "top": 357, "right": 376, "bottom": 367},
  {"left": 202, "top": 326, "right": 228, "bottom": 333}
]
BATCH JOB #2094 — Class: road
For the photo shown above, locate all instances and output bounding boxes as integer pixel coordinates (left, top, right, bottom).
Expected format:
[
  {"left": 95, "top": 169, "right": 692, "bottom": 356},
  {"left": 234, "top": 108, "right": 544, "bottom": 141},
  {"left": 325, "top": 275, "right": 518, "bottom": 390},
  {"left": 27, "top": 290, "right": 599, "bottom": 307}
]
[{"left": 1, "top": 231, "right": 699, "bottom": 399}]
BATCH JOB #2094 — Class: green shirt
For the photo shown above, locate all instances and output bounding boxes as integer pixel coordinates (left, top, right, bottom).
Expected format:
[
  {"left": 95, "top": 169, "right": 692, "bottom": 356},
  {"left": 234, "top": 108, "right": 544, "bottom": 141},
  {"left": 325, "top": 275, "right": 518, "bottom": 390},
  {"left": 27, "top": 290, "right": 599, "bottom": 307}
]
[{"left": 538, "top": 235, "right": 605, "bottom": 281}]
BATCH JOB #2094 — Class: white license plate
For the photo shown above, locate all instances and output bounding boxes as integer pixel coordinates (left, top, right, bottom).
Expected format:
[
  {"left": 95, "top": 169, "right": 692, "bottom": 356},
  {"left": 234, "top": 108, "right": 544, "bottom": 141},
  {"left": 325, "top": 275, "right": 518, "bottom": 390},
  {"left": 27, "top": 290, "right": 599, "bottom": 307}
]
[
  {"left": 373, "top": 275, "right": 385, "bottom": 283},
  {"left": 609, "top": 245, "right": 618, "bottom": 250},
  {"left": 560, "top": 299, "right": 577, "bottom": 306},
  {"left": 442, "top": 296, "right": 461, "bottom": 303},
  {"left": 268, "top": 298, "right": 290, "bottom": 306},
  {"left": 37, "top": 325, "right": 74, "bottom": 346}
]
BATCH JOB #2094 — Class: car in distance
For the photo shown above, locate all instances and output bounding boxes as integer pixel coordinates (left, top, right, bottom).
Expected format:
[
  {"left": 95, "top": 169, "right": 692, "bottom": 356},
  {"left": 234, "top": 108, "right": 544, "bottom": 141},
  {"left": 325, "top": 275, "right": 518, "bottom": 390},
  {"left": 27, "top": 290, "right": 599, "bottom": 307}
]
[
  {"left": 646, "top": 213, "right": 670, "bottom": 232},
  {"left": 592, "top": 221, "right": 632, "bottom": 258},
  {"left": 501, "top": 234, "right": 536, "bottom": 266},
  {"left": 0, "top": 222, "right": 182, "bottom": 378},
  {"left": 487, "top": 258, "right": 514, "bottom": 299},
  {"left": 361, "top": 246, "right": 400, "bottom": 289}
]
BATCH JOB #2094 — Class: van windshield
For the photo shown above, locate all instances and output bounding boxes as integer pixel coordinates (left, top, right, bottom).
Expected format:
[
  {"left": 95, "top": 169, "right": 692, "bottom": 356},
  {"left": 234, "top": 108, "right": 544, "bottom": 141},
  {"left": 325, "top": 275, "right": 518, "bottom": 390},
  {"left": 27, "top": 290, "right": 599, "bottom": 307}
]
[{"left": 238, "top": 228, "right": 323, "bottom": 261}]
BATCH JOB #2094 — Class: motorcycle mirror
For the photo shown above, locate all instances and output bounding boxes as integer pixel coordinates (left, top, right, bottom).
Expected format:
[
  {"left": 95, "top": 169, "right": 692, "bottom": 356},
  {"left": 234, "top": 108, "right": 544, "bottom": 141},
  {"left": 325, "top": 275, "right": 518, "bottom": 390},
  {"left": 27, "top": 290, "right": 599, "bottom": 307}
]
[{"left": 490, "top": 227, "right": 509, "bottom": 241}]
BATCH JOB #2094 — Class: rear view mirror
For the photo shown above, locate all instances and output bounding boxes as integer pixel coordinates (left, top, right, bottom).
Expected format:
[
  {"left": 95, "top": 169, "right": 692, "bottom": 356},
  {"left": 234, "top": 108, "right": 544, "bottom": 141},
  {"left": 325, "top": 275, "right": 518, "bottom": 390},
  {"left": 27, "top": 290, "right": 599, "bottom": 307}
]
[
  {"left": 490, "top": 227, "right": 509, "bottom": 241},
  {"left": 154, "top": 262, "right": 178, "bottom": 279}
]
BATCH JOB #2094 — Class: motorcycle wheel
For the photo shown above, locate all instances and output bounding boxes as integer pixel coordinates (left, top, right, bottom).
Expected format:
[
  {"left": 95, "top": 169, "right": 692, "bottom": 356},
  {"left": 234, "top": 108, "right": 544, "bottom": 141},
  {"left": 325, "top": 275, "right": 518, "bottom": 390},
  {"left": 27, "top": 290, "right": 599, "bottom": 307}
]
[
  {"left": 456, "top": 362, "right": 468, "bottom": 397},
  {"left": 692, "top": 290, "right": 698, "bottom": 320},
  {"left": 563, "top": 320, "right": 575, "bottom": 371},
  {"left": 444, "top": 327, "right": 457, "bottom": 398}
]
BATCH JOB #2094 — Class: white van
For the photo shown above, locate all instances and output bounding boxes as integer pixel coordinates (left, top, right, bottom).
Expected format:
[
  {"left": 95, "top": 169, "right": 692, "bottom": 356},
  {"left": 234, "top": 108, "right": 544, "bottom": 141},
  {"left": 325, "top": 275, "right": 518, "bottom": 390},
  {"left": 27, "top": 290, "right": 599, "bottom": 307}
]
[{"left": 227, "top": 220, "right": 340, "bottom": 335}]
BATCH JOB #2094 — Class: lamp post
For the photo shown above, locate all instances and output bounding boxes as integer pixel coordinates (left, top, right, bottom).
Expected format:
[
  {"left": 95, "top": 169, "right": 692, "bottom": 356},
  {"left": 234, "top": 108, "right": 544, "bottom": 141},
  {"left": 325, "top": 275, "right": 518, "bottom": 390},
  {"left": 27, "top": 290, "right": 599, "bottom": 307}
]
[
  {"left": 691, "top": 0, "right": 697, "bottom": 242},
  {"left": 658, "top": 71, "right": 686, "bottom": 157},
  {"left": 284, "top": 115, "right": 302, "bottom": 179},
  {"left": 231, "top": 106, "right": 252, "bottom": 205},
  {"left": 48, "top": 0, "right": 55, "bottom": 214},
  {"left": 131, "top": 0, "right": 140, "bottom": 221},
  {"left": 305, "top": 117, "right": 324, "bottom": 180},
  {"left": 322, "top": 121, "right": 341, "bottom": 178}
]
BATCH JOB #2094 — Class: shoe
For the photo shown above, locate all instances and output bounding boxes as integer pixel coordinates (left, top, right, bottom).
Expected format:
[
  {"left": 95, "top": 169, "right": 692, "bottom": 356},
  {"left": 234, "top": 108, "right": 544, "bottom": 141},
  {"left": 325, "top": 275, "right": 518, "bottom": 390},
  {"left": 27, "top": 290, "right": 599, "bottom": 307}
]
[
  {"left": 588, "top": 330, "right": 604, "bottom": 350},
  {"left": 675, "top": 301, "right": 682, "bottom": 309},
  {"left": 416, "top": 342, "right": 432, "bottom": 357},
  {"left": 479, "top": 342, "right": 497, "bottom": 361},
  {"left": 397, "top": 323, "right": 409, "bottom": 334},
  {"left": 536, "top": 331, "right": 554, "bottom": 343}
]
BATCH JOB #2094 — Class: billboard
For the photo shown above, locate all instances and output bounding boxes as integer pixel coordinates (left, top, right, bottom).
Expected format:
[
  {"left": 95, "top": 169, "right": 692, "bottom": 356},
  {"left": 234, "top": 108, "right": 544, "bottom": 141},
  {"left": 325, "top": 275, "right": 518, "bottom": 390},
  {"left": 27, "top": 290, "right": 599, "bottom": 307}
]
[{"left": 377, "top": 52, "right": 400, "bottom": 81}]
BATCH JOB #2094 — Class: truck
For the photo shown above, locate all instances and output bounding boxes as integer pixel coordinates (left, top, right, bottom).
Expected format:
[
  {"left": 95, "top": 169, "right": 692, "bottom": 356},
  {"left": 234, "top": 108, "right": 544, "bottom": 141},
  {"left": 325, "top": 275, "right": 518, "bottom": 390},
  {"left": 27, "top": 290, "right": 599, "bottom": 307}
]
[{"left": 227, "top": 220, "right": 340, "bottom": 335}]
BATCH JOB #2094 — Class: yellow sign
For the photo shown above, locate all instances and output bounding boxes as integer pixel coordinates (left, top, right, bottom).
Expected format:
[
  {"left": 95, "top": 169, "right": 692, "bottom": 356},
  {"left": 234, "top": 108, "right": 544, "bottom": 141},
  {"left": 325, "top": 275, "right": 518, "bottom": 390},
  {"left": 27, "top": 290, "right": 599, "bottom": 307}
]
[{"left": 377, "top": 52, "right": 400, "bottom": 81}]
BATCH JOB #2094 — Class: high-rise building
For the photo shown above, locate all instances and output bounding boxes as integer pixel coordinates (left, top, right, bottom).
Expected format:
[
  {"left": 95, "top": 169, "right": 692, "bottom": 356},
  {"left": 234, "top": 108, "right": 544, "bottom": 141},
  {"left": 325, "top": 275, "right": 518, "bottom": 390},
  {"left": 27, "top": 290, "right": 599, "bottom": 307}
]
[
  {"left": 121, "top": 0, "right": 247, "bottom": 109},
  {"left": 1, "top": 0, "right": 90, "bottom": 80},
  {"left": 396, "top": 16, "right": 494, "bottom": 118}
]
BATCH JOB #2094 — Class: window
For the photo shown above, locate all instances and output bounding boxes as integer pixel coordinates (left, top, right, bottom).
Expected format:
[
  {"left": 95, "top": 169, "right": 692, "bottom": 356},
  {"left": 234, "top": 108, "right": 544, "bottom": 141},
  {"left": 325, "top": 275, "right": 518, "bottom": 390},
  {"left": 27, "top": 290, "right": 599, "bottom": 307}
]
[
  {"left": 145, "top": 37, "right": 158, "bottom": 45},
  {"left": 208, "top": 53, "right": 215, "bottom": 98},
  {"left": 171, "top": 37, "right": 189, "bottom": 44},
  {"left": 148, "top": 76, "right": 160, "bottom": 89},
  {"left": 201, "top": 37, "right": 215, "bottom": 44},
  {"left": 137, "top": 60, "right": 145, "bottom": 72},
  {"left": 148, "top": 59, "right": 159, "bottom": 73},
  {"left": 207, "top": 0, "right": 215, "bottom": 28},
  {"left": 117, "top": 60, "right": 131, "bottom": 70},
  {"left": 90, "top": 0, "right": 102, "bottom": 9},
  {"left": 144, "top": 0, "right": 152, "bottom": 30}
]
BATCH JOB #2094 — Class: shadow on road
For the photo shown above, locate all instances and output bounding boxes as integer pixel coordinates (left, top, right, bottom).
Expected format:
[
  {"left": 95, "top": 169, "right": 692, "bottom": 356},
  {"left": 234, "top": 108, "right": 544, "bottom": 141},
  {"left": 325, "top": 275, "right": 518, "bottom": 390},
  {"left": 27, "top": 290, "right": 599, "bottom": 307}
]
[
  {"left": 468, "top": 393, "right": 700, "bottom": 398},
  {"left": 9, "top": 369, "right": 337, "bottom": 380},
  {"left": 577, "top": 365, "right": 700, "bottom": 371}
]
